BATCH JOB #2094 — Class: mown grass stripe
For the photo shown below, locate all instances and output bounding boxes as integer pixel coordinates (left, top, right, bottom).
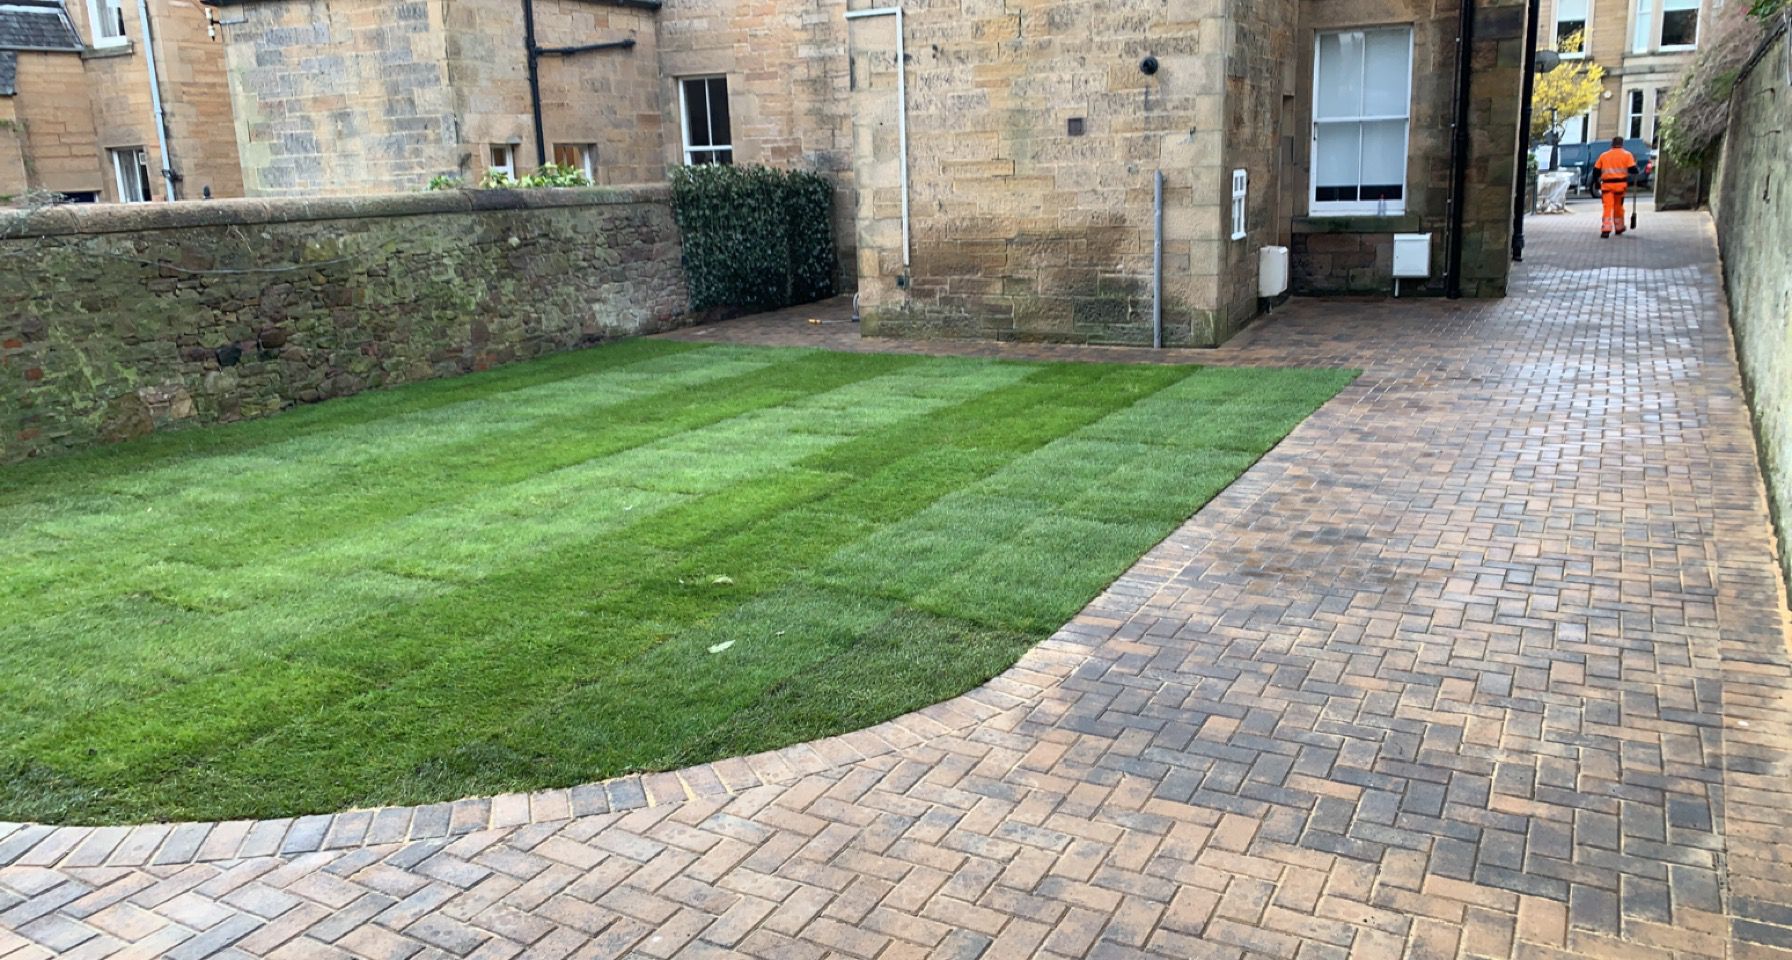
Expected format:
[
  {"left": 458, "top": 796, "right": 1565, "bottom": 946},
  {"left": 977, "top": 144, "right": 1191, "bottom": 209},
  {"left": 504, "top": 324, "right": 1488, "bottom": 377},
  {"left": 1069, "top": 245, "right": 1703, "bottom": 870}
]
[{"left": 0, "top": 341, "right": 1354, "bottom": 824}]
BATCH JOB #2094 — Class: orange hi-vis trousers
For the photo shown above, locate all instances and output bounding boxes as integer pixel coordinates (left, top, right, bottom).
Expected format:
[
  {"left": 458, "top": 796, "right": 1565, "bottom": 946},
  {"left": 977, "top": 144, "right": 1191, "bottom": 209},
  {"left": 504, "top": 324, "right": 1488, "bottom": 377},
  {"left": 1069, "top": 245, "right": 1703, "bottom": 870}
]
[{"left": 1601, "top": 183, "right": 1627, "bottom": 235}]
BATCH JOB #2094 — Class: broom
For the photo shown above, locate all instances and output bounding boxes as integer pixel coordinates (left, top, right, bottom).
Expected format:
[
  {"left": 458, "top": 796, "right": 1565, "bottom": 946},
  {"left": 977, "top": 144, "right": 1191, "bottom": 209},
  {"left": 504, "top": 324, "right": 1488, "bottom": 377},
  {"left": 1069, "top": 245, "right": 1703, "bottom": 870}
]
[{"left": 1629, "top": 166, "right": 1640, "bottom": 231}]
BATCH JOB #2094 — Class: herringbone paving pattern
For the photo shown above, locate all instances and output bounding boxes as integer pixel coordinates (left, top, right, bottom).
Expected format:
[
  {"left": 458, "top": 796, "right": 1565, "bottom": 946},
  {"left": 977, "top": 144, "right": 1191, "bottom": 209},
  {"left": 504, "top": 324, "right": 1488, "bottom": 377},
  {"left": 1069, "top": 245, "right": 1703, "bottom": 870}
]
[{"left": 2, "top": 205, "right": 1788, "bottom": 959}]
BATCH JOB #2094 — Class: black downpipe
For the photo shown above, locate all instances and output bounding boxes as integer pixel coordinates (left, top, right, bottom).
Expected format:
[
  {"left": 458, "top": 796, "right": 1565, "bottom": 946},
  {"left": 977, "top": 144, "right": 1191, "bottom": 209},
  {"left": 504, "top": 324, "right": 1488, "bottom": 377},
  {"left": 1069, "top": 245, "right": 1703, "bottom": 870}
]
[
  {"left": 1512, "top": 0, "right": 1543, "bottom": 262},
  {"left": 522, "top": 0, "right": 643, "bottom": 170},
  {"left": 1444, "top": 0, "right": 1475, "bottom": 299},
  {"left": 524, "top": 0, "right": 547, "bottom": 168}
]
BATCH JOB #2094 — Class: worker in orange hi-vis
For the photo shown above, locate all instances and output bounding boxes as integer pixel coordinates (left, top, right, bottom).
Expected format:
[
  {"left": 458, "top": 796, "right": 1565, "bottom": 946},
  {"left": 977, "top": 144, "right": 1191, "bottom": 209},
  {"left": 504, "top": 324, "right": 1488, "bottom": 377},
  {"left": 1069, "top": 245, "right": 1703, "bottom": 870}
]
[{"left": 1593, "top": 135, "right": 1639, "bottom": 239}]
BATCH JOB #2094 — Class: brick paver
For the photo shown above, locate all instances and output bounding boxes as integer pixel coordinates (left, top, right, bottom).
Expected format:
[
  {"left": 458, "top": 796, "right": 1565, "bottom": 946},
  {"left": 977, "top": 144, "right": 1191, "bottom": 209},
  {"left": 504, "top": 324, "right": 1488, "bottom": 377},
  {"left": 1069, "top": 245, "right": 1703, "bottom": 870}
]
[{"left": 3, "top": 204, "right": 1789, "bottom": 959}]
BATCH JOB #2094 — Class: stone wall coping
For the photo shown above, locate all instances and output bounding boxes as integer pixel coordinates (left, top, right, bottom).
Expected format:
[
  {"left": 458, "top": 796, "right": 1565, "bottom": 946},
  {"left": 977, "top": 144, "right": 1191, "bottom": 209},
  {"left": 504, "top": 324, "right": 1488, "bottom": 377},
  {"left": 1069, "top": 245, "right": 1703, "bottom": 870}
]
[{"left": 0, "top": 183, "right": 672, "bottom": 240}]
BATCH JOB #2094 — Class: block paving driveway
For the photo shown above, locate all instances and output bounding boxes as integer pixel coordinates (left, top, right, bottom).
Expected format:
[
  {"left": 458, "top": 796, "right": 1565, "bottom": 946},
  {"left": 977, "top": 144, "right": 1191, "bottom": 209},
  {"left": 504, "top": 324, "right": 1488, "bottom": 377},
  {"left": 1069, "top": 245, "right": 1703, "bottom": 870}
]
[{"left": 3, "top": 206, "right": 1789, "bottom": 959}]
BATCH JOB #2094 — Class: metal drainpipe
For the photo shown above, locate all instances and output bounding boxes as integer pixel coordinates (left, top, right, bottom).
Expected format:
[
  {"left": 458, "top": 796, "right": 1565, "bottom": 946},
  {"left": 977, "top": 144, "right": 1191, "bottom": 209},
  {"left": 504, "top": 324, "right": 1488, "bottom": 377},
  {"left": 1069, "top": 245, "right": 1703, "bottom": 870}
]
[
  {"left": 1153, "top": 170, "right": 1164, "bottom": 350},
  {"left": 524, "top": 0, "right": 547, "bottom": 168},
  {"left": 1512, "top": 0, "right": 1543, "bottom": 262},
  {"left": 1444, "top": 0, "right": 1475, "bottom": 299},
  {"left": 136, "top": 0, "right": 176, "bottom": 200}
]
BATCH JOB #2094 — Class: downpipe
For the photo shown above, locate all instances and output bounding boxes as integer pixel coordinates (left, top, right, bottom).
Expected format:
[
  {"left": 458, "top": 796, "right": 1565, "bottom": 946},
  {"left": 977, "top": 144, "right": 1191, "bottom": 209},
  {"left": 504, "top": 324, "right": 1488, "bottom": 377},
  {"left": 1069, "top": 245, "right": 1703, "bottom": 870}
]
[
  {"left": 136, "top": 0, "right": 176, "bottom": 200},
  {"left": 1444, "top": 0, "right": 1475, "bottom": 298},
  {"left": 1153, "top": 170, "right": 1164, "bottom": 350},
  {"left": 1512, "top": 0, "right": 1543, "bottom": 262}
]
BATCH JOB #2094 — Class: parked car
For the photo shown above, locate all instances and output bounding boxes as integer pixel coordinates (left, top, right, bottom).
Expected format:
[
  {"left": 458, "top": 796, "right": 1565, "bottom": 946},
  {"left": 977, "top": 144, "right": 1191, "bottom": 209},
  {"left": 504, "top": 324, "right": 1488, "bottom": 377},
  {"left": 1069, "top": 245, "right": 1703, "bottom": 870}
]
[{"left": 1549, "top": 139, "right": 1653, "bottom": 194}]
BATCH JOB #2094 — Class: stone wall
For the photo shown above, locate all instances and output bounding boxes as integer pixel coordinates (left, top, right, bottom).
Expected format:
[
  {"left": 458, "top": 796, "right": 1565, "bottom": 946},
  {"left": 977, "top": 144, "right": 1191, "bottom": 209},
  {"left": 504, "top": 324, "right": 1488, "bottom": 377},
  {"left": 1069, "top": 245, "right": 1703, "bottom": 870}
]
[
  {"left": 445, "top": 0, "right": 664, "bottom": 186},
  {"left": 5, "top": 50, "right": 101, "bottom": 198},
  {"left": 1711, "top": 28, "right": 1791, "bottom": 594},
  {"left": 851, "top": 0, "right": 1229, "bottom": 347},
  {"left": 218, "top": 0, "right": 461, "bottom": 196},
  {"left": 0, "top": 186, "right": 688, "bottom": 462},
  {"left": 218, "top": 0, "right": 665, "bottom": 196},
  {"left": 1287, "top": 0, "right": 1527, "bottom": 298},
  {"left": 1223, "top": 0, "right": 1297, "bottom": 332},
  {"left": 58, "top": 0, "right": 245, "bottom": 201}
]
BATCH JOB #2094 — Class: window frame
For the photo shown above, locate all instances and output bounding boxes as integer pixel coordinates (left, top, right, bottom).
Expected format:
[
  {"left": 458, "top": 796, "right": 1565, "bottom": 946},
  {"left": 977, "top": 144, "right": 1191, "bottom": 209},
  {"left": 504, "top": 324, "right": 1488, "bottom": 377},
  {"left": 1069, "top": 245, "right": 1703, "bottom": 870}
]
[
  {"left": 1633, "top": 0, "right": 1702, "bottom": 53},
  {"left": 86, "top": 0, "right": 127, "bottom": 46},
  {"left": 109, "top": 146, "right": 150, "bottom": 203},
  {"left": 488, "top": 144, "right": 518, "bottom": 179},
  {"left": 1656, "top": 0, "right": 1699, "bottom": 50},
  {"left": 1230, "top": 169, "right": 1248, "bottom": 240},
  {"left": 1308, "top": 25, "right": 1415, "bottom": 218},
  {"left": 1553, "top": 0, "right": 1590, "bottom": 58},
  {"left": 1626, "top": 88, "right": 1646, "bottom": 139},
  {"left": 678, "top": 75, "right": 734, "bottom": 166},
  {"left": 553, "top": 143, "right": 595, "bottom": 178}
]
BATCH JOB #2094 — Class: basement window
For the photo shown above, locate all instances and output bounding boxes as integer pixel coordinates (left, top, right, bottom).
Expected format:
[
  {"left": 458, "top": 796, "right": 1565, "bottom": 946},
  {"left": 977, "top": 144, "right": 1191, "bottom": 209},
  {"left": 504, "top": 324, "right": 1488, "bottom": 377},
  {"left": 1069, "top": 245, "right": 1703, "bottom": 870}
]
[
  {"left": 1310, "top": 26, "right": 1413, "bottom": 217},
  {"left": 553, "top": 143, "right": 595, "bottom": 178},
  {"left": 109, "top": 147, "right": 151, "bottom": 203},
  {"left": 87, "top": 0, "right": 127, "bottom": 45},
  {"left": 680, "top": 76, "right": 734, "bottom": 166},
  {"left": 1230, "top": 169, "right": 1248, "bottom": 240}
]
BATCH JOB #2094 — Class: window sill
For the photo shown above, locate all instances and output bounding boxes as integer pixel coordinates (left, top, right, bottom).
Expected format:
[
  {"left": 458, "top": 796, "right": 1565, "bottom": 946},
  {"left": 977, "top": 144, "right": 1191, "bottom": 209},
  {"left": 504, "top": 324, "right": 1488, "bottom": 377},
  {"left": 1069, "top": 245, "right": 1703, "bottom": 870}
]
[
  {"left": 82, "top": 41, "right": 133, "bottom": 60},
  {"left": 1293, "top": 211, "right": 1423, "bottom": 233}
]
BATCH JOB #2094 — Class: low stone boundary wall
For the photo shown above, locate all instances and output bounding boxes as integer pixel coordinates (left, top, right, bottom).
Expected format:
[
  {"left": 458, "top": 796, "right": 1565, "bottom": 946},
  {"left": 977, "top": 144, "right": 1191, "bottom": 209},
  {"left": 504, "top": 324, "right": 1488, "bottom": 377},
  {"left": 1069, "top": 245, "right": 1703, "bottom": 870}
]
[
  {"left": 1711, "top": 28, "right": 1791, "bottom": 596},
  {"left": 0, "top": 186, "right": 688, "bottom": 462}
]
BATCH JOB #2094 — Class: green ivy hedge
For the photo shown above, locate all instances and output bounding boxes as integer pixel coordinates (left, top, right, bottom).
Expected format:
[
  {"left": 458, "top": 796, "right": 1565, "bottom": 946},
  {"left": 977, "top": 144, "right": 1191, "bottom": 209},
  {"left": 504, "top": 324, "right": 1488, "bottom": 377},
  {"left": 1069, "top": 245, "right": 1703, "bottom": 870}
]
[{"left": 669, "top": 164, "right": 838, "bottom": 313}]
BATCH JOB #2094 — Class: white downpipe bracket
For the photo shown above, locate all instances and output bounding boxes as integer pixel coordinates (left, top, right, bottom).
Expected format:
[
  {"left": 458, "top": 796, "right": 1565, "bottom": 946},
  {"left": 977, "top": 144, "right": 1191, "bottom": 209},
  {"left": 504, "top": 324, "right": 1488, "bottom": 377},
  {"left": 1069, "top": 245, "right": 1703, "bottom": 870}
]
[
  {"left": 843, "top": 5, "right": 910, "bottom": 269},
  {"left": 136, "top": 0, "right": 176, "bottom": 201}
]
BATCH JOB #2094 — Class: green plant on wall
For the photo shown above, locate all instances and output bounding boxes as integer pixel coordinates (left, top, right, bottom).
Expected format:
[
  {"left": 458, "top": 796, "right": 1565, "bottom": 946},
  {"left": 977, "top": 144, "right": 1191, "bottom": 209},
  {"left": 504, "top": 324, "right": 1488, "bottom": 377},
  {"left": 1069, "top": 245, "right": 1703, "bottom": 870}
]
[
  {"left": 1659, "top": 2, "right": 1779, "bottom": 163},
  {"left": 440, "top": 164, "right": 595, "bottom": 192},
  {"left": 669, "top": 164, "right": 837, "bottom": 313}
]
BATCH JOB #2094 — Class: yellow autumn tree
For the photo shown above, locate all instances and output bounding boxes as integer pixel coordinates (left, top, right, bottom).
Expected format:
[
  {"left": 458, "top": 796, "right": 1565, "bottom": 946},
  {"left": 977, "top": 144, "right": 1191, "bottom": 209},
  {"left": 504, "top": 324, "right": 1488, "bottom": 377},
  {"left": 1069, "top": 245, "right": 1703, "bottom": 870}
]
[{"left": 1530, "top": 32, "right": 1608, "bottom": 140}]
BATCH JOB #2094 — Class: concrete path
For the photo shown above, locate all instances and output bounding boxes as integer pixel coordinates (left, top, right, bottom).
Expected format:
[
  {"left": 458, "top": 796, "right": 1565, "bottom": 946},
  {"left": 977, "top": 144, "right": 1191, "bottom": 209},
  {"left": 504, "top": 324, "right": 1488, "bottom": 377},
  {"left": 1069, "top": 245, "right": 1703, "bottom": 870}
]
[{"left": 3, "top": 206, "right": 1789, "bottom": 959}]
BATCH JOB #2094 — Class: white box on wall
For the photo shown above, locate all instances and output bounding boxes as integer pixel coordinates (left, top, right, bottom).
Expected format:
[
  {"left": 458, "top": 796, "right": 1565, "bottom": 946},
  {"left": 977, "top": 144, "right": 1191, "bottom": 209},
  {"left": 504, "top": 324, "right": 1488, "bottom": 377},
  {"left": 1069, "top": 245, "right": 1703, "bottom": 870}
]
[
  {"left": 1259, "top": 246, "right": 1289, "bottom": 298},
  {"left": 1392, "top": 233, "right": 1432, "bottom": 278}
]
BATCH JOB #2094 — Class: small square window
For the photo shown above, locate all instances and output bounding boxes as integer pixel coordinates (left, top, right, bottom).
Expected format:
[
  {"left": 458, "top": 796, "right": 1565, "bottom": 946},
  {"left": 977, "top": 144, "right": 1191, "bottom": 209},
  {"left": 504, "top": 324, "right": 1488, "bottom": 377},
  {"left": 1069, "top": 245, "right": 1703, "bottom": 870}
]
[
  {"left": 553, "top": 143, "right": 595, "bottom": 178},
  {"left": 109, "top": 147, "right": 151, "bottom": 203},
  {"left": 489, "top": 144, "right": 518, "bottom": 179},
  {"left": 1067, "top": 117, "right": 1086, "bottom": 137}
]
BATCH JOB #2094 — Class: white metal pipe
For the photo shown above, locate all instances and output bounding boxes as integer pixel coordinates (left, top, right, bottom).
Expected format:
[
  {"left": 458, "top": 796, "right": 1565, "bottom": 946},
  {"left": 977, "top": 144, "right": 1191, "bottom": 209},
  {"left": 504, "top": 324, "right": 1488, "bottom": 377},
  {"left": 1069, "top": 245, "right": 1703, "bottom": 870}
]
[
  {"left": 844, "top": 5, "right": 910, "bottom": 268},
  {"left": 136, "top": 0, "right": 176, "bottom": 200},
  {"left": 1152, "top": 170, "right": 1163, "bottom": 349}
]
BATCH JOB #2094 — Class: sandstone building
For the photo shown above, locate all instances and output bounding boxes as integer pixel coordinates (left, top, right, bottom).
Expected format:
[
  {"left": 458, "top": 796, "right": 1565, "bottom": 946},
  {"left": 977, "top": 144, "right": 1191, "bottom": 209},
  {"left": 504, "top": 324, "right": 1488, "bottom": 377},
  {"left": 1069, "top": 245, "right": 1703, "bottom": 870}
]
[
  {"left": 211, "top": 0, "right": 1527, "bottom": 346},
  {"left": 1533, "top": 0, "right": 1717, "bottom": 146},
  {"left": 0, "top": 0, "right": 243, "bottom": 203}
]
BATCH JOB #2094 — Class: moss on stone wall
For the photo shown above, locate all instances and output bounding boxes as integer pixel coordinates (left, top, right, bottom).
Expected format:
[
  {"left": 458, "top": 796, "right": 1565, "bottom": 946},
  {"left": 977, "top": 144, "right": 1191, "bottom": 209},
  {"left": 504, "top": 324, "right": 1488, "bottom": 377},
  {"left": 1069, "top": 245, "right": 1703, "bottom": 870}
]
[
  {"left": 0, "top": 188, "right": 688, "bottom": 462},
  {"left": 1711, "top": 31, "right": 1792, "bottom": 598}
]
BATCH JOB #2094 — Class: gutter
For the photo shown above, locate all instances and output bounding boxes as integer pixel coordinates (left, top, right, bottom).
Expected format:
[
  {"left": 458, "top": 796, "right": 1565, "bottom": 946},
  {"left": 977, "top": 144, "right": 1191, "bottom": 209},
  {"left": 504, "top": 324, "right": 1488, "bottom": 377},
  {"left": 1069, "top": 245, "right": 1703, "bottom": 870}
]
[
  {"left": 135, "top": 0, "right": 177, "bottom": 199},
  {"left": 1443, "top": 0, "right": 1474, "bottom": 298},
  {"left": 522, "top": 0, "right": 643, "bottom": 168},
  {"left": 1511, "top": 0, "right": 1542, "bottom": 262}
]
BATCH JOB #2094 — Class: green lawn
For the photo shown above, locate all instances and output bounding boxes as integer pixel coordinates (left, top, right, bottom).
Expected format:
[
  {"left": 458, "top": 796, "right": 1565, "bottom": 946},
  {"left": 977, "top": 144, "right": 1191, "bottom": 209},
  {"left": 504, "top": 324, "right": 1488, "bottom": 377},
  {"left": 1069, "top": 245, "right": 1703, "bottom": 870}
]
[{"left": 0, "top": 340, "right": 1353, "bottom": 824}]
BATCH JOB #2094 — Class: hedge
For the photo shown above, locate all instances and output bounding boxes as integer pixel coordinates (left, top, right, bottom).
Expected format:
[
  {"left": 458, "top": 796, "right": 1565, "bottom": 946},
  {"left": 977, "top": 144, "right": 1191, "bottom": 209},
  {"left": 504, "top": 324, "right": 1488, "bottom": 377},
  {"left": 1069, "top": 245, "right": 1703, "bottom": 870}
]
[{"left": 669, "top": 164, "right": 838, "bottom": 313}]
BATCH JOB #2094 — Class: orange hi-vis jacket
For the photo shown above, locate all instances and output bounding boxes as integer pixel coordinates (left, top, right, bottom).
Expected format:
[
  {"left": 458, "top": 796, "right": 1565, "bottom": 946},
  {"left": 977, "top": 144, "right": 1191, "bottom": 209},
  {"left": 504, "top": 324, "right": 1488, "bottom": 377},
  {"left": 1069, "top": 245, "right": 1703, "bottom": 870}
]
[
  {"left": 1594, "top": 147, "right": 1637, "bottom": 234},
  {"left": 1594, "top": 147, "right": 1637, "bottom": 194}
]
